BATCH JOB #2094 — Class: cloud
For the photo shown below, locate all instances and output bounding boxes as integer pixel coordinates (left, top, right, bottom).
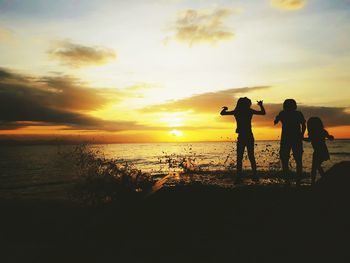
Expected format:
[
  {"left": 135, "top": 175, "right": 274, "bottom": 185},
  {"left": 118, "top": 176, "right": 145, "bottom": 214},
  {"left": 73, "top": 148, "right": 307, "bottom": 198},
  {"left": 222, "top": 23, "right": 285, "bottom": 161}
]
[
  {"left": 167, "top": 8, "right": 236, "bottom": 46},
  {"left": 0, "top": 27, "right": 13, "bottom": 42},
  {"left": 261, "top": 103, "right": 350, "bottom": 127},
  {"left": 270, "top": 0, "right": 306, "bottom": 10},
  {"left": 0, "top": 69, "right": 107, "bottom": 110},
  {"left": 0, "top": 68, "right": 13, "bottom": 79},
  {"left": 0, "top": 121, "right": 29, "bottom": 130},
  {"left": 48, "top": 40, "right": 116, "bottom": 67},
  {"left": 221, "top": 103, "right": 350, "bottom": 128},
  {"left": 143, "top": 86, "right": 270, "bottom": 113},
  {"left": 0, "top": 68, "right": 146, "bottom": 131},
  {"left": 143, "top": 86, "right": 350, "bottom": 128}
]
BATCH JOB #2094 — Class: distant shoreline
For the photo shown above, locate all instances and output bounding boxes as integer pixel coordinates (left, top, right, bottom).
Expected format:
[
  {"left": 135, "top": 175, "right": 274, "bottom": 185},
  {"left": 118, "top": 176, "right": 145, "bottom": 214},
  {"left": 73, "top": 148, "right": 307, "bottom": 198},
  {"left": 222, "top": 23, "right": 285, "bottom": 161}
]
[{"left": 0, "top": 138, "right": 349, "bottom": 146}]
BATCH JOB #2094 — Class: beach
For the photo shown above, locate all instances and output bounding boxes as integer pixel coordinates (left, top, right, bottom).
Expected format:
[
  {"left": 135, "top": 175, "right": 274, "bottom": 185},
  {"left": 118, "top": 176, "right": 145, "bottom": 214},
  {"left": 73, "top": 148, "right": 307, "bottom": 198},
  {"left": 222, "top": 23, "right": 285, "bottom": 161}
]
[
  {"left": 1, "top": 159, "right": 349, "bottom": 263},
  {"left": 0, "top": 142, "right": 349, "bottom": 262}
]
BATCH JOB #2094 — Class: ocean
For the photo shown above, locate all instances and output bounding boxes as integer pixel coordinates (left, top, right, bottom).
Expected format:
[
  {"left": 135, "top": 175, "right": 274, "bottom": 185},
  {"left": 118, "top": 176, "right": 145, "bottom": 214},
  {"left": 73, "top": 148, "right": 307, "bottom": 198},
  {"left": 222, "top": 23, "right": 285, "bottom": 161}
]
[{"left": 0, "top": 140, "right": 349, "bottom": 199}]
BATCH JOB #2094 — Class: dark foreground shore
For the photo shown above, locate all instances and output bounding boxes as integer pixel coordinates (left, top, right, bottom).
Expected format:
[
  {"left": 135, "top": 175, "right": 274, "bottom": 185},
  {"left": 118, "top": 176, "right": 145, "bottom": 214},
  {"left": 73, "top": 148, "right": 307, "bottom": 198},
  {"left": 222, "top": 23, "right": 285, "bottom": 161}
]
[{"left": 1, "top": 162, "right": 349, "bottom": 263}]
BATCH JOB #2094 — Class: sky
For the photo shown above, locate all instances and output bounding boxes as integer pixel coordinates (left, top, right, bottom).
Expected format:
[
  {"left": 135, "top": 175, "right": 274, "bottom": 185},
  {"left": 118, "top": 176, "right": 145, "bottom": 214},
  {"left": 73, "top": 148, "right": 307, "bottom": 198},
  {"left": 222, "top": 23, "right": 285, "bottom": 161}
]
[{"left": 0, "top": 0, "right": 349, "bottom": 142}]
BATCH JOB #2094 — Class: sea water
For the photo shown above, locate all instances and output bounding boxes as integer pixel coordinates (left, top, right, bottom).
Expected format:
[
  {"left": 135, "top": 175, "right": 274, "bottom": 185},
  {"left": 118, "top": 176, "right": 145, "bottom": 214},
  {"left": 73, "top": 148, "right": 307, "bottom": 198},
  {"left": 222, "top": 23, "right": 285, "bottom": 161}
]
[{"left": 0, "top": 140, "right": 349, "bottom": 198}]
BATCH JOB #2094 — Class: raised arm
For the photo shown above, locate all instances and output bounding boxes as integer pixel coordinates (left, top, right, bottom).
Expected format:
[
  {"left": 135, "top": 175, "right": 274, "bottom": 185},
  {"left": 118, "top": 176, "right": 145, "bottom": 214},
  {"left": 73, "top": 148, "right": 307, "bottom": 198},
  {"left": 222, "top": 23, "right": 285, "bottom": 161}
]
[
  {"left": 325, "top": 130, "right": 334, "bottom": 140},
  {"left": 220, "top": 106, "right": 235, "bottom": 115},
  {"left": 251, "top": 100, "right": 266, "bottom": 115},
  {"left": 274, "top": 114, "right": 280, "bottom": 125}
]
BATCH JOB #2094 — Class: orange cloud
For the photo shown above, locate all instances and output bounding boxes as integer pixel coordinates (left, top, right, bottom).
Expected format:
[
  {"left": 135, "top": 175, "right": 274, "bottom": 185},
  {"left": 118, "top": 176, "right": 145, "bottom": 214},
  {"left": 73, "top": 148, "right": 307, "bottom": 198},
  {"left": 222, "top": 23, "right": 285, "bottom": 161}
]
[
  {"left": 48, "top": 40, "right": 116, "bottom": 67},
  {"left": 270, "top": 0, "right": 306, "bottom": 10}
]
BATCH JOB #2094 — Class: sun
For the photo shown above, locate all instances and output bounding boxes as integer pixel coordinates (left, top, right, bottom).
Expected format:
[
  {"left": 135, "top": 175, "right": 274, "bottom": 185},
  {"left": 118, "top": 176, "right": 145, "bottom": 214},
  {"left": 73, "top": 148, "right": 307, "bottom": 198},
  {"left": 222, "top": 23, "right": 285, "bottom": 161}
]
[{"left": 170, "top": 129, "right": 183, "bottom": 137}]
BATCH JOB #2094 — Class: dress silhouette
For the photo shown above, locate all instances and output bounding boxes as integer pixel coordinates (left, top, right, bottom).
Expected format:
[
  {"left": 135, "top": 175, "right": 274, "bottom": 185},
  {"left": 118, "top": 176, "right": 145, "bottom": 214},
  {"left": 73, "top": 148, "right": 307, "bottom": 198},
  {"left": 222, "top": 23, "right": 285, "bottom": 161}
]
[
  {"left": 305, "top": 117, "right": 334, "bottom": 184},
  {"left": 221, "top": 97, "right": 266, "bottom": 181},
  {"left": 274, "top": 99, "right": 306, "bottom": 185}
]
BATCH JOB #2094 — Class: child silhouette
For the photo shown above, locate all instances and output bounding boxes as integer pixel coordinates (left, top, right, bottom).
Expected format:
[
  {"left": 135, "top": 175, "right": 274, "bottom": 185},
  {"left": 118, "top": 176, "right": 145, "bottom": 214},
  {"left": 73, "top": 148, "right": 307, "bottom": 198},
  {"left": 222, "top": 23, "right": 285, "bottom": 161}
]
[
  {"left": 274, "top": 99, "right": 306, "bottom": 186},
  {"left": 221, "top": 97, "right": 266, "bottom": 182},
  {"left": 305, "top": 117, "right": 334, "bottom": 185}
]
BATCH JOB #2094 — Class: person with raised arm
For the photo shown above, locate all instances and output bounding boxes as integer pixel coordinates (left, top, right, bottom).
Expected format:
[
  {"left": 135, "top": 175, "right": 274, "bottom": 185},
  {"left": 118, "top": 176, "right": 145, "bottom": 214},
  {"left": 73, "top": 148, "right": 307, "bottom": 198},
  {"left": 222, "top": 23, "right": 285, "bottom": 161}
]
[{"left": 221, "top": 97, "right": 266, "bottom": 183}]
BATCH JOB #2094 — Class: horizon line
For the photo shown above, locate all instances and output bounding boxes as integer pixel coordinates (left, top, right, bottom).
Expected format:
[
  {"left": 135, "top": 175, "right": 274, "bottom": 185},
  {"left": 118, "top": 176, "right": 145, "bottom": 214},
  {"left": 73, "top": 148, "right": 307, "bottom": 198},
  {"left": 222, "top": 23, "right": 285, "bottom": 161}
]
[{"left": 0, "top": 138, "right": 349, "bottom": 146}]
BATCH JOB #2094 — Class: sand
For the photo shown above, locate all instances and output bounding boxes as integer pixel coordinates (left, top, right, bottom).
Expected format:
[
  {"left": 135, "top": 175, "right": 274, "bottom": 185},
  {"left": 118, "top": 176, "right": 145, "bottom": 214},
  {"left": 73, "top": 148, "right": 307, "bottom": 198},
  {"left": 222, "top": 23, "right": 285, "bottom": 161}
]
[{"left": 0, "top": 161, "right": 349, "bottom": 263}]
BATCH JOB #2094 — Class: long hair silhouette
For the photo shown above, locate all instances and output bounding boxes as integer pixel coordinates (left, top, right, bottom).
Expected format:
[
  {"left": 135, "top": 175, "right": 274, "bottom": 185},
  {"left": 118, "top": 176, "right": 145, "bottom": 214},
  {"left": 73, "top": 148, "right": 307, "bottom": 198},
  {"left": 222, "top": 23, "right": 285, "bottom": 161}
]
[
  {"left": 306, "top": 116, "right": 334, "bottom": 184},
  {"left": 234, "top": 97, "right": 252, "bottom": 113},
  {"left": 307, "top": 117, "right": 325, "bottom": 139}
]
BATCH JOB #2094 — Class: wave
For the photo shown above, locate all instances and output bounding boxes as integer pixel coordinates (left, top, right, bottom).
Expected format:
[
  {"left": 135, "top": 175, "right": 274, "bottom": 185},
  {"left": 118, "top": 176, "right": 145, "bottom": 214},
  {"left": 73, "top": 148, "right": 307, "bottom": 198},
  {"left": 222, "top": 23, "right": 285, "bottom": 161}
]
[
  {"left": 330, "top": 152, "right": 350, "bottom": 156},
  {"left": 0, "top": 180, "right": 73, "bottom": 190}
]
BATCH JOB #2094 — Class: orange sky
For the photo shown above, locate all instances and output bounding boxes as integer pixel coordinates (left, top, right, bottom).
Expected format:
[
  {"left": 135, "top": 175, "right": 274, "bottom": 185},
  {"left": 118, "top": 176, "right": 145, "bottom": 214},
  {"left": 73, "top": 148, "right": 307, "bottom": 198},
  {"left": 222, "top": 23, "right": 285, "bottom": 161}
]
[{"left": 0, "top": 0, "right": 349, "bottom": 142}]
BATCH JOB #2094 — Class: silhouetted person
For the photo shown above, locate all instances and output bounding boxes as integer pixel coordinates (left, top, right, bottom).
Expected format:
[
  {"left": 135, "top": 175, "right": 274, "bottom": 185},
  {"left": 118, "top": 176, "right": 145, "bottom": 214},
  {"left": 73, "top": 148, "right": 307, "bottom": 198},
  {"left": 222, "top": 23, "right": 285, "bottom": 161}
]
[
  {"left": 305, "top": 117, "right": 334, "bottom": 185},
  {"left": 274, "top": 99, "right": 306, "bottom": 186},
  {"left": 221, "top": 97, "right": 266, "bottom": 182}
]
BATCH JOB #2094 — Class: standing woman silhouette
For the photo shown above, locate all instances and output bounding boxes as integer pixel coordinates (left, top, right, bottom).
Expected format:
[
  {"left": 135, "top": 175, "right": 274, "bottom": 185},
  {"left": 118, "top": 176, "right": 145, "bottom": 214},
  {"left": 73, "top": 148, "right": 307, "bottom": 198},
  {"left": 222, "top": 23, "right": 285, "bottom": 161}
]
[{"left": 221, "top": 97, "right": 266, "bottom": 182}]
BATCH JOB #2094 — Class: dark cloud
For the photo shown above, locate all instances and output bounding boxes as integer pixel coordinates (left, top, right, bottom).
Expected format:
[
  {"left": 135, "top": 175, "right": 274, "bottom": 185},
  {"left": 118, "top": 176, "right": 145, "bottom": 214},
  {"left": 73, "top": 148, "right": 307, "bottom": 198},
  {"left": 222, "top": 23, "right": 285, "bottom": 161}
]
[
  {"left": 219, "top": 103, "right": 350, "bottom": 128},
  {"left": 0, "top": 68, "right": 13, "bottom": 80},
  {"left": 167, "top": 8, "right": 236, "bottom": 46},
  {"left": 0, "top": 68, "right": 144, "bottom": 131},
  {"left": 260, "top": 103, "right": 350, "bottom": 127},
  {"left": 36, "top": 76, "right": 109, "bottom": 111},
  {"left": 48, "top": 40, "right": 116, "bottom": 67},
  {"left": 0, "top": 121, "right": 28, "bottom": 130},
  {"left": 0, "top": 70, "right": 107, "bottom": 111}
]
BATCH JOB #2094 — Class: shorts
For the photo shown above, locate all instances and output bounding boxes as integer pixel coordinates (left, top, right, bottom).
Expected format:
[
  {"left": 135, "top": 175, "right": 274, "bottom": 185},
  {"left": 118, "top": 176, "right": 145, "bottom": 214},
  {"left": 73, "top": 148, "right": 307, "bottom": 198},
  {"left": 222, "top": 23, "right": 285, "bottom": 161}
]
[{"left": 280, "top": 139, "right": 303, "bottom": 161}]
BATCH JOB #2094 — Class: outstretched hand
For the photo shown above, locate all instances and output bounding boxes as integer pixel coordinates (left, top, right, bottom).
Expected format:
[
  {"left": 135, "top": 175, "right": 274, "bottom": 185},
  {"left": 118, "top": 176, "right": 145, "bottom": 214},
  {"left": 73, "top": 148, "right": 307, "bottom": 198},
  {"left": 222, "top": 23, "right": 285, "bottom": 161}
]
[
  {"left": 257, "top": 100, "right": 263, "bottom": 106},
  {"left": 222, "top": 106, "right": 228, "bottom": 110}
]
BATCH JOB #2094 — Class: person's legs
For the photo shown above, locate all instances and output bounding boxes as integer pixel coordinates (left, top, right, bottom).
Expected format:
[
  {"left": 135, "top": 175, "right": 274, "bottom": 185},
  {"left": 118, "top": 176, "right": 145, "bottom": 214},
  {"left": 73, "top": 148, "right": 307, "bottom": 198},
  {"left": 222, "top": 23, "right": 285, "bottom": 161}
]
[
  {"left": 246, "top": 134, "right": 257, "bottom": 177},
  {"left": 280, "top": 141, "right": 291, "bottom": 179},
  {"left": 292, "top": 140, "right": 303, "bottom": 186},
  {"left": 236, "top": 136, "right": 245, "bottom": 178},
  {"left": 317, "top": 161, "right": 325, "bottom": 177},
  {"left": 318, "top": 167, "right": 325, "bottom": 177},
  {"left": 311, "top": 153, "right": 317, "bottom": 185}
]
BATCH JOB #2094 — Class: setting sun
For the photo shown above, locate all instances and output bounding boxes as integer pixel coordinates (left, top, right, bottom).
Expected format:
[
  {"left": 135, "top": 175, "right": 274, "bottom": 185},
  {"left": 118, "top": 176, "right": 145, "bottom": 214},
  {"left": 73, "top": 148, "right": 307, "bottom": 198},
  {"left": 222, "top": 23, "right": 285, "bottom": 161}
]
[{"left": 170, "top": 129, "right": 183, "bottom": 137}]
